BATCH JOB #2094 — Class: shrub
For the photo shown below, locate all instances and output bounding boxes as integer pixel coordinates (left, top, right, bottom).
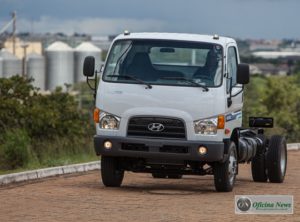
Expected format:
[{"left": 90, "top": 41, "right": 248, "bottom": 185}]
[
  {"left": 0, "top": 76, "right": 95, "bottom": 171},
  {"left": 0, "top": 76, "right": 93, "bottom": 141},
  {"left": 0, "top": 129, "right": 32, "bottom": 170}
]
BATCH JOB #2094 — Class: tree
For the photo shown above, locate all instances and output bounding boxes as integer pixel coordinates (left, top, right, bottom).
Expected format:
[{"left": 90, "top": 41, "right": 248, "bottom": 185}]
[
  {"left": 263, "top": 75, "right": 300, "bottom": 141},
  {"left": 243, "top": 74, "right": 300, "bottom": 142}
]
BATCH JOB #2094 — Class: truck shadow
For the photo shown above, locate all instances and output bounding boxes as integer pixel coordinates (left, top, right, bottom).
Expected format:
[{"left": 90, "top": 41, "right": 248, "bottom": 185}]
[
  {"left": 118, "top": 175, "right": 218, "bottom": 195},
  {"left": 122, "top": 184, "right": 214, "bottom": 195},
  {"left": 70, "top": 173, "right": 253, "bottom": 195},
  {"left": 115, "top": 174, "right": 253, "bottom": 195}
]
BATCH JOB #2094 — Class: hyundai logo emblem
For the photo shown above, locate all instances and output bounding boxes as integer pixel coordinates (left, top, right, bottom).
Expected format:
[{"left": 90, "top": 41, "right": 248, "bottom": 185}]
[{"left": 147, "top": 123, "right": 165, "bottom": 132}]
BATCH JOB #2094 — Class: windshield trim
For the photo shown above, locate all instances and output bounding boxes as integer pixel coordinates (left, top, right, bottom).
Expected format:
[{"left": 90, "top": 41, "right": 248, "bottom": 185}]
[{"left": 102, "top": 39, "right": 224, "bottom": 88}]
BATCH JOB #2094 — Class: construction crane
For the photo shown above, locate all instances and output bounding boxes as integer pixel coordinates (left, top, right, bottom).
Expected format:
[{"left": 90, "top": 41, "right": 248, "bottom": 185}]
[{"left": 0, "top": 11, "right": 17, "bottom": 54}]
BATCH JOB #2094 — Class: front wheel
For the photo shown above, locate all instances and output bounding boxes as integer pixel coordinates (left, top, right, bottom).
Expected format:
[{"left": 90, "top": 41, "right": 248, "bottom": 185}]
[
  {"left": 266, "top": 135, "right": 287, "bottom": 183},
  {"left": 101, "top": 156, "right": 124, "bottom": 187},
  {"left": 213, "top": 142, "right": 237, "bottom": 192}
]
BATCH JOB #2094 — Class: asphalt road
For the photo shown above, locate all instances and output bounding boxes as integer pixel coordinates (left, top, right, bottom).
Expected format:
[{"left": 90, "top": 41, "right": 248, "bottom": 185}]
[{"left": 0, "top": 151, "right": 299, "bottom": 222}]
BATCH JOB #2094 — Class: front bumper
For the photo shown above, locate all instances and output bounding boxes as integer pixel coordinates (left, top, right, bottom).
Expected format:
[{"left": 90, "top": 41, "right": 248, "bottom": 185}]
[{"left": 94, "top": 135, "right": 225, "bottom": 162}]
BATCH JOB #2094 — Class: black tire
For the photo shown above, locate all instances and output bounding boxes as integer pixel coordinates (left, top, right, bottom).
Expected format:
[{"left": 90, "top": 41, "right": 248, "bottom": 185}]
[
  {"left": 101, "top": 156, "right": 124, "bottom": 187},
  {"left": 152, "top": 173, "right": 167, "bottom": 178},
  {"left": 266, "top": 135, "right": 287, "bottom": 183},
  {"left": 167, "top": 174, "right": 182, "bottom": 179},
  {"left": 213, "top": 142, "right": 237, "bottom": 192},
  {"left": 251, "top": 135, "right": 268, "bottom": 182}
]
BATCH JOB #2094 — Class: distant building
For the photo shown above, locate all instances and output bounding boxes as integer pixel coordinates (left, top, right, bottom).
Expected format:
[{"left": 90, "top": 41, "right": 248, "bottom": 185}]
[
  {"left": 91, "top": 35, "right": 114, "bottom": 51},
  {"left": 250, "top": 63, "right": 289, "bottom": 76},
  {"left": 41, "top": 33, "right": 91, "bottom": 49},
  {"left": 45, "top": 41, "right": 74, "bottom": 91},
  {"left": 249, "top": 39, "right": 281, "bottom": 51},
  {"left": 3, "top": 37, "right": 42, "bottom": 59},
  {"left": 252, "top": 51, "right": 300, "bottom": 59}
]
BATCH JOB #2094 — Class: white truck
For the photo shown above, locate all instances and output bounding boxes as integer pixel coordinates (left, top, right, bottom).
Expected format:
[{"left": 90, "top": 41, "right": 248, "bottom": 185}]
[{"left": 83, "top": 32, "right": 287, "bottom": 192}]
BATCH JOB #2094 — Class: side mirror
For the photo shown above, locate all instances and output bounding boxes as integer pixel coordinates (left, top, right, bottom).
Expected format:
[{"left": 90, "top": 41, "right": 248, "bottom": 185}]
[
  {"left": 237, "top": 63, "right": 250, "bottom": 84},
  {"left": 83, "top": 56, "right": 95, "bottom": 77}
]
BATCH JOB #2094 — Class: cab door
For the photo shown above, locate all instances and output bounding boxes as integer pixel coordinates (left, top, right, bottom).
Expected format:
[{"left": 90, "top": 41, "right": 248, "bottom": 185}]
[{"left": 225, "top": 44, "right": 243, "bottom": 131}]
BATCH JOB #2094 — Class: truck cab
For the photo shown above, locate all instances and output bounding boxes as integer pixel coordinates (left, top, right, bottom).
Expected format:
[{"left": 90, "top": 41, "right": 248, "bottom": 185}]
[{"left": 83, "top": 32, "right": 287, "bottom": 192}]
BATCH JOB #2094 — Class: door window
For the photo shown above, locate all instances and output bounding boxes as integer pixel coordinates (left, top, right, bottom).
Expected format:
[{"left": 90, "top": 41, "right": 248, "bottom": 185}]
[{"left": 227, "top": 47, "right": 238, "bottom": 92}]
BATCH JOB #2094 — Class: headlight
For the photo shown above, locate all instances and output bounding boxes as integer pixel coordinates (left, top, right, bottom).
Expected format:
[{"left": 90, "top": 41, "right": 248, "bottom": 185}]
[
  {"left": 194, "top": 117, "right": 218, "bottom": 135},
  {"left": 99, "top": 111, "right": 120, "bottom": 130}
]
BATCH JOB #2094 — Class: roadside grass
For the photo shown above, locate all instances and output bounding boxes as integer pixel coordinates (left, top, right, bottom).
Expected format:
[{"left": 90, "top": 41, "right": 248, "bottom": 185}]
[
  {"left": 0, "top": 129, "right": 98, "bottom": 176},
  {"left": 0, "top": 152, "right": 99, "bottom": 176}
]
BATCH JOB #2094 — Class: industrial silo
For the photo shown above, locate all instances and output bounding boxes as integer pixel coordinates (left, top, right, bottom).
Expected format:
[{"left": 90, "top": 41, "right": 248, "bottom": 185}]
[
  {"left": 45, "top": 41, "right": 74, "bottom": 91},
  {"left": 0, "top": 49, "right": 22, "bottom": 78},
  {"left": 0, "top": 57, "right": 3, "bottom": 78},
  {"left": 74, "top": 42, "right": 102, "bottom": 82},
  {"left": 27, "top": 53, "right": 46, "bottom": 91}
]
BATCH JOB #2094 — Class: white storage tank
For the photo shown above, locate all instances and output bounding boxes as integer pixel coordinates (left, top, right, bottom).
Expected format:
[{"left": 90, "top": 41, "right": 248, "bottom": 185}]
[
  {"left": 74, "top": 42, "right": 102, "bottom": 82},
  {"left": 0, "top": 57, "right": 3, "bottom": 78},
  {"left": 27, "top": 53, "right": 46, "bottom": 91},
  {"left": 0, "top": 49, "right": 22, "bottom": 78},
  {"left": 45, "top": 41, "right": 74, "bottom": 91}
]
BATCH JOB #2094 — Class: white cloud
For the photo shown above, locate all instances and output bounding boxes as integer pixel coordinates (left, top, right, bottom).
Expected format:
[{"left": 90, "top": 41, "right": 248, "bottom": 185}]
[{"left": 17, "top": 16, "right": 167, "bottom": 35}]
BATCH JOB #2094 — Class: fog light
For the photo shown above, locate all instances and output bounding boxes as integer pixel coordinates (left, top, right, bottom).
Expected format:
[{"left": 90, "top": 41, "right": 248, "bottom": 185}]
[
  {"left": 104, "top": 141, "right": 112, "bottom": 149},
  {"left": 198, "top": 146, "right": 207, "bottom": 155}
]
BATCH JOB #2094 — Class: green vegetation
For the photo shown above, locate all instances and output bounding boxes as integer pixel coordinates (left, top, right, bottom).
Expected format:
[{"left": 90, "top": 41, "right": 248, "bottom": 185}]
[
  {"left": 243, "top": 73, "right": 300, "bottom": 141},
  {"left": 0, "top": 76, "right": 97, "bottom": 173}
]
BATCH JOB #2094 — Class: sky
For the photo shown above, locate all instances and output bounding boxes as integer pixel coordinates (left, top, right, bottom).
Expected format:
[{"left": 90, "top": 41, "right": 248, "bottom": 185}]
[{"left": 0, "top": 0, "right": 299, "bottom": 39}]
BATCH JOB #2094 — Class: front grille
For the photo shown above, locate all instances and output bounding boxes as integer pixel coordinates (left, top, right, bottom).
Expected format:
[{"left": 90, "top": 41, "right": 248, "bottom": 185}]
[
  {"left": 121, "top": 143, "right": 149, "bottom": 152},
  {"left": 127, "top": 117, "right": 186, "bottom": 139},
  {"left": 159, "top": 145, "right": 188, "bottom": 154}
]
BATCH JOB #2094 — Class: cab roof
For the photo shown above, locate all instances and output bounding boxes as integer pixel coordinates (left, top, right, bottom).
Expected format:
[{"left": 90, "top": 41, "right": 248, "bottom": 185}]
[{"left": 114, "top": 32, "right": 236, "bottom": 46}]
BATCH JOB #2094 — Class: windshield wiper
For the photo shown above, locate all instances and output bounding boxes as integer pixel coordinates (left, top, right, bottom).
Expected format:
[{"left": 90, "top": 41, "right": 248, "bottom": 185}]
[
  {"left": 160, "top": 77, "right": 209, "bottom": 91},
  {"left": 107, "top": 74, "right": 153, "bottom": 89}
]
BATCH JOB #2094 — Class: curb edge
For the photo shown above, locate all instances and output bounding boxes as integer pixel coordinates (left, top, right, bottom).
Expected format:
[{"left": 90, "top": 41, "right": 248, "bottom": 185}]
[{"left": 0, "top": 161, "right": 100, "bottom": 185}]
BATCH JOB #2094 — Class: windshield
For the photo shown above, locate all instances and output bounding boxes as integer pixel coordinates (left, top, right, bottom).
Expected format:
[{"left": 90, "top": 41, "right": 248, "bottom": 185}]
[{"left": 103, "top": 40, "right": 223, "bottom": 87}]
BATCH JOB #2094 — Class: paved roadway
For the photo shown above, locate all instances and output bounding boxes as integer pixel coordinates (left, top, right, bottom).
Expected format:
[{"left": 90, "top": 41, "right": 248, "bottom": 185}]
[{"left": 0, "top": 151, "right": 299, "bottom": 222}]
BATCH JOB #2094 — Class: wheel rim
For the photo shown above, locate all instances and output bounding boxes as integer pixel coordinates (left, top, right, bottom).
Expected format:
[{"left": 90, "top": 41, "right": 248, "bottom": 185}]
[
  {"left": 228, "top": 149, "right": 237, "bottom": 185},
  {"left": 280, "top": 144, "right": 286, "bottom": 175}
]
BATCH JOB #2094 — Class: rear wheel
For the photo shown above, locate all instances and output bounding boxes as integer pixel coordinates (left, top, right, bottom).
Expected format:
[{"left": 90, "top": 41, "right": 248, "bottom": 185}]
[
  {"left": 213, "top": 142, "right": 237, "bottom": 192},
  {"left": 266, "top": 135, "right": 287, "bottom": 183},
  {"left": 251, "top": 135, "right": 268, "bottom": 182},
  {"left": 101, "top": 156, "right": 124, "bottom": 187}
]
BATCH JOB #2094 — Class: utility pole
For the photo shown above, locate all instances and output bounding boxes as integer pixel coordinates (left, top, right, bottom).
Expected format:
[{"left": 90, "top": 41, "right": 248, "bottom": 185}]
[
  {"left": 21, "top": 43, "right": 29, "bottom": 77},
  {"left": 11, "top": 11, "right": 16, "bottom": 55}
]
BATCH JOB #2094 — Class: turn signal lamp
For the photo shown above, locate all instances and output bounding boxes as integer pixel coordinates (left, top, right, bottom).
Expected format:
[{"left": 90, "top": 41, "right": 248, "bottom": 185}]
[
  {"left": 94, "top": 108, "right": 100, "bottom": 123},
  {"left": 217, "top": 115, "right": 225, "bottom": 129}
]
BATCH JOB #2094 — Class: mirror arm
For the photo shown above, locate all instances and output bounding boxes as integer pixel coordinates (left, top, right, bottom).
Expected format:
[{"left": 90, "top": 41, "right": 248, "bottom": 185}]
[
  {"left": 227, "top": 77, "right": 233, "bottom": 107},
  {"left": 231, "top": 85, "right": 244, "bottom": 97},
  {"left": 86, "top": 76, "right": 95, "bottom": 91},
  {"left": 94, "top": 70, "right": 98, "bottom": 100},
  {"left": 86, "top": 70, "right": 99, "bottom": 101}
]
